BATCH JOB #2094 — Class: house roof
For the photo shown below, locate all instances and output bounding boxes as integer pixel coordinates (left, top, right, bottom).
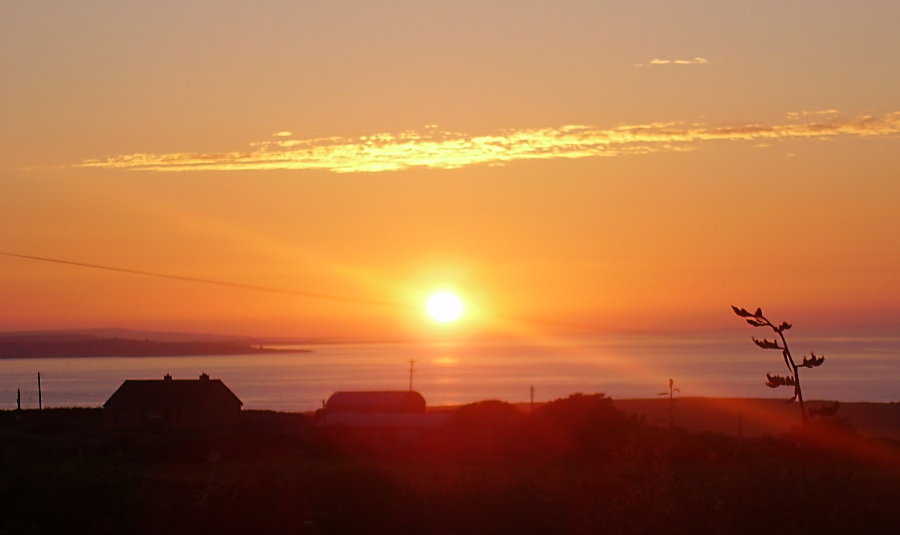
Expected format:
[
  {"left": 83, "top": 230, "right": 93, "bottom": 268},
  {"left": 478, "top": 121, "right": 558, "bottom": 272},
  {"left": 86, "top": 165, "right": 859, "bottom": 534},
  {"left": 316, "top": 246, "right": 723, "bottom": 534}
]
[
  {"left": 104, "top": 374, "right": 242, "bottom": 409},
  {"left": 325, "top": 391, "right": 426, "bottom": 413}
]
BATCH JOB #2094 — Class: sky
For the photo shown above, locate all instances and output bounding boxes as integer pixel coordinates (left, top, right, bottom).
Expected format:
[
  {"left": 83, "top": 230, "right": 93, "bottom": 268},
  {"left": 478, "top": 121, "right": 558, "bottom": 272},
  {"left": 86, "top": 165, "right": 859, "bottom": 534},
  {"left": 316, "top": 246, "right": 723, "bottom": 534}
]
[{"left": 1, "top": 1, "right": 898, "bottom": 340}]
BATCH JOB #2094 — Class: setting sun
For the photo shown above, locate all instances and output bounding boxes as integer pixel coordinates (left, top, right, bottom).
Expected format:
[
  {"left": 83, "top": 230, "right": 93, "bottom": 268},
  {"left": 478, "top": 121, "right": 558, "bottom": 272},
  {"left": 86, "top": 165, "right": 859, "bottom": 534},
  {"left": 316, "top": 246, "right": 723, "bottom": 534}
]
[{"left": 426, "top": 291, "right": 464, "bottom": 323}]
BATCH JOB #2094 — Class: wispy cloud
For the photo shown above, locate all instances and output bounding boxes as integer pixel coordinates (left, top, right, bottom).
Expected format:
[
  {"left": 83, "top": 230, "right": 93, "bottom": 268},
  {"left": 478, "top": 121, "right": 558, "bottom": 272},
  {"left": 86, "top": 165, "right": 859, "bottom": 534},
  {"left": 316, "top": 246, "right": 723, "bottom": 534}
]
[
  {"left": 77, "top": 112, "right": 900, "bottom": 174},
  {"left": 786, "top": 109, "right": 839, "bottom": 120},
  {"left": 634, "top": 57, "right": 709, "bottom": 67}
]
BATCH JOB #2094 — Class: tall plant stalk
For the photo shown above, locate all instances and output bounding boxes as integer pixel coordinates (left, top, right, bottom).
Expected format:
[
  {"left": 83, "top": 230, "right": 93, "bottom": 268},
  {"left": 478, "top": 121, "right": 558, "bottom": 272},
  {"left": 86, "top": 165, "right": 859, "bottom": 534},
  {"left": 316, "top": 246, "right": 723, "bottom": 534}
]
[
  {"left": 732, "top": 306, "right": 825, "bottom": 424},
  {"left": 658, "top": 378, "right": 679, "bottom": 433}
]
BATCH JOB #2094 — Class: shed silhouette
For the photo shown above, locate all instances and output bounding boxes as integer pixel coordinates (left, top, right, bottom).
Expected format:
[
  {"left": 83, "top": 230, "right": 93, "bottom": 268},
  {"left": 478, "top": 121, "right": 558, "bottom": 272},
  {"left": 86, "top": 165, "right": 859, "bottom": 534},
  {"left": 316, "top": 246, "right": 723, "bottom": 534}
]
[
  {"left": 104, "top": 373, "right": 242, "bottom": 431},
  {"left": 318, "top": 391, "right": 446, "bottom": 450},
  {"left": 324, "top": 390, "right": 426, "bottom": 414}
]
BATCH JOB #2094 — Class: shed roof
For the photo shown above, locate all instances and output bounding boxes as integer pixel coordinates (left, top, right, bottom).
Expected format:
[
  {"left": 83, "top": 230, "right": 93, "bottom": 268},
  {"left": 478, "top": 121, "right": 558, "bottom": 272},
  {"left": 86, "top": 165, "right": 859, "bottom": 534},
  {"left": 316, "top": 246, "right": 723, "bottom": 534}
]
[
  {"left": 325, "top": 391, "right": 426, "bottom": 413},
  {"left": 104, "top": 374, "right": 242, "bottom": 409}
]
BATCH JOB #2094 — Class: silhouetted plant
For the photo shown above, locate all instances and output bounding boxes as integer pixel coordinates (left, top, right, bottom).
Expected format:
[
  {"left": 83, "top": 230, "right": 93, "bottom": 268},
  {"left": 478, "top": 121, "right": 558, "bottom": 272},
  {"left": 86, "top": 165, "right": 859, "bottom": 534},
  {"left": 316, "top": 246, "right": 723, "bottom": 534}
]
[
  {"left": 732, "top": 306, "right": 825, "bottom": 423},
  {"left": 808, "top": 401, "right": 840, "bottom": 419},
  {"left": 658, "top": 378, "right": 680, "bottom": 433}
]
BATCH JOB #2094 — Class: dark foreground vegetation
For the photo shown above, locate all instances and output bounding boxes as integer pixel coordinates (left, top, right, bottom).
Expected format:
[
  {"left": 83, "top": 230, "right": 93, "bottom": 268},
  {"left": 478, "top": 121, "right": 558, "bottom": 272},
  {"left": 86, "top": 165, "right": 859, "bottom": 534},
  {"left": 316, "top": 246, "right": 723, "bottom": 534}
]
[{"left": 2, "top": 396, "right": 899, "bottom": 535}]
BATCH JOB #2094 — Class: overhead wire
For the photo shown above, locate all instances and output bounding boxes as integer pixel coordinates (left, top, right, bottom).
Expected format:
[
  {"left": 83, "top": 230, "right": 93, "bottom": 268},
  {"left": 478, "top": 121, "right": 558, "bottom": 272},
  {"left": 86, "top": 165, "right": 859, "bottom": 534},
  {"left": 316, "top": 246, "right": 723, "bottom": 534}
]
[
  {"left": 0, "top": 251, "right": 412, "bottom": 310},
  {"left": 0, "top": 251, "right": 602, "bottom": 332}
]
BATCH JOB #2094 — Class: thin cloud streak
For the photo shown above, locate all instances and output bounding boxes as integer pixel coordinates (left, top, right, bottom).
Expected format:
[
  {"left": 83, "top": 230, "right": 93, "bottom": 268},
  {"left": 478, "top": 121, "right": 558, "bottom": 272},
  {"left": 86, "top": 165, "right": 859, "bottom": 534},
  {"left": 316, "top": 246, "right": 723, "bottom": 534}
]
[
  {"left": 78, "top": 112, "right": 900, "bottom": 174},
  {"left": 786, "top": 109, "right": 840, "bottom": 120},
  {"left": 634, "top": 57, "right": 709, "bottom": 67}
]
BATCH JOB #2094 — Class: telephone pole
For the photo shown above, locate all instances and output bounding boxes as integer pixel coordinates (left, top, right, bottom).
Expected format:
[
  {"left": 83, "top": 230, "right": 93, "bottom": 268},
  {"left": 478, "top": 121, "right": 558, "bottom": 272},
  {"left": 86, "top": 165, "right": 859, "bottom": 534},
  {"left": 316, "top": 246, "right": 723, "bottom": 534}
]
[{"left": 408, "top": 359, "right": 416, "bottom": 391}]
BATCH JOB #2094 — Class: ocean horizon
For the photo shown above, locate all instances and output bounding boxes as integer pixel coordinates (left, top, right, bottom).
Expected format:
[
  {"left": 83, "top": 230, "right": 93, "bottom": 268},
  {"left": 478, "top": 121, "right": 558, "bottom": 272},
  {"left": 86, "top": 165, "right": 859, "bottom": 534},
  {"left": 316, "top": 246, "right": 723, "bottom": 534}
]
[{"left": 2, "top": 332, "right": 898, "bottom": 412}]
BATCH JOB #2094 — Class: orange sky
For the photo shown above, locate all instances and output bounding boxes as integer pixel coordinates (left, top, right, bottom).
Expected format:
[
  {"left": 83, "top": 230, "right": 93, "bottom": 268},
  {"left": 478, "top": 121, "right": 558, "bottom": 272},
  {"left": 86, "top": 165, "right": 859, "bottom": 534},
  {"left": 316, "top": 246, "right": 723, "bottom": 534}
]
[{"left": 1, "top": 1, "right": 898, "bottom": 339}]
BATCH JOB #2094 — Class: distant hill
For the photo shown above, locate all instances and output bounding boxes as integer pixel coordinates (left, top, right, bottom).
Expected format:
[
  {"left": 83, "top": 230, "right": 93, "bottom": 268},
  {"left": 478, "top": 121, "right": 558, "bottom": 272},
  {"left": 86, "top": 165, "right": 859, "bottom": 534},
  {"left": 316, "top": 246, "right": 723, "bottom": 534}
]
[
  {"left": 0, "top": 328, "right": 420, "bottom": 347},
  {"left": 0, "top": 328, "right": 300, "bottom": 358},
  {"left": 0, "top": 328, "right": 260, "bottom": 344}
]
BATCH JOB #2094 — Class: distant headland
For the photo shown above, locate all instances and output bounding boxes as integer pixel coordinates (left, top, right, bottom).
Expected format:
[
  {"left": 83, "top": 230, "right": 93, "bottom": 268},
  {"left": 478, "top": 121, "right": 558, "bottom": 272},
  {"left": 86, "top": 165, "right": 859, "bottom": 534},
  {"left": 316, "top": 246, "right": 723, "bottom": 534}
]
[{"left": 0, "top": 328, "right": 302, "bottom": 358}]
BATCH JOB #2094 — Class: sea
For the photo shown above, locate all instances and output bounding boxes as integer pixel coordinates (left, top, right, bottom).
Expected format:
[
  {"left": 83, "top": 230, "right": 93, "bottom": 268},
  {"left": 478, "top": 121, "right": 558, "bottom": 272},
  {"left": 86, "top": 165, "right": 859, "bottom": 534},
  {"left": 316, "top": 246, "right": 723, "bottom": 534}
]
[{"left": 2, "top": 332, "right": 898, "bottom": 412}]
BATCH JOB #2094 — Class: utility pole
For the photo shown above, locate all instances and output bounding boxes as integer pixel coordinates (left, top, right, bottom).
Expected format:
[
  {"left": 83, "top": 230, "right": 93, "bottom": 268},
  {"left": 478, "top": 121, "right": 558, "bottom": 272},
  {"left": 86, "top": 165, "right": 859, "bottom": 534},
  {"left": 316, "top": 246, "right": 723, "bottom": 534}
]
[
  {"left": 17, "top": 388, "right": 21, "bottom": 411},
  {"left": 38, "top": 372, "right": 42, "bottom": 410},
  {"left": 408, "top": 359, "right": 416, "bottom": 392},
  {"left": 530, "top": 385, "right": 534, "bottom": 413}
]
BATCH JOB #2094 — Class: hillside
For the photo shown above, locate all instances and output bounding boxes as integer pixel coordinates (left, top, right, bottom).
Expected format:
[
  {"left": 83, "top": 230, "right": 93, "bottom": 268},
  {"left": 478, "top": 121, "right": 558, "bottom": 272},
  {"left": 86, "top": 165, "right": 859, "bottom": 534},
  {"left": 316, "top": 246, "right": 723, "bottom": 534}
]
[{"left": 614, "top": 396, "right": 900, "bottom": 441}]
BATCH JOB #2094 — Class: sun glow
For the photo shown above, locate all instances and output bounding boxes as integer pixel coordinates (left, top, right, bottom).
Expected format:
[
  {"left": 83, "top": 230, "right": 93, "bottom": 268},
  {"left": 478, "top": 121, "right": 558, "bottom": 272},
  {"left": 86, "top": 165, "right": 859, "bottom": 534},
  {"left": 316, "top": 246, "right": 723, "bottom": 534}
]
[{"left": 426, "top": 292, "right": 464, "bottom": 323}]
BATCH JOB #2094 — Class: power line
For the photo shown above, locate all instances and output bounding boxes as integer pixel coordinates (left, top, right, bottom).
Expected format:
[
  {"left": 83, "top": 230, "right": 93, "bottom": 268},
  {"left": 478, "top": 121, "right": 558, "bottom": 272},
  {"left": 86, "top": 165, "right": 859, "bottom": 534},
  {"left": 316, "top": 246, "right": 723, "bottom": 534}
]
[
  {"left": 1, "top": 251, "right": 605, "bottom": 332},
  {"left": 0, "top": 251, "right": 410, "bottom": 310}
]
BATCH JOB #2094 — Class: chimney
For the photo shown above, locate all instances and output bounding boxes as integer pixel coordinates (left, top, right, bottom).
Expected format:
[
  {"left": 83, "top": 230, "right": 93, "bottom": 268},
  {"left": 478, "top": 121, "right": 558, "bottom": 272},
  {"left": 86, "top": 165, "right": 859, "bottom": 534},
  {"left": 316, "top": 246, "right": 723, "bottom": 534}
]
[
  {"left": 164, "top": 374, "right": 173, "bottom": 381},
  {"left": 199, "top": 373, "right": 209, "bottom": 381}
]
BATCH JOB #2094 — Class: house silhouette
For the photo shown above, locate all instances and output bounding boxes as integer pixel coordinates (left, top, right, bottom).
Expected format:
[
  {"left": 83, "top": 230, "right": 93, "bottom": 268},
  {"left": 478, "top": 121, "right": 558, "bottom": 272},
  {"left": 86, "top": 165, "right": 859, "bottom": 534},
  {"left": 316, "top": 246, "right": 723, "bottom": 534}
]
[{"left": 104, "top": 373, "right": 242, "bottom": 431}]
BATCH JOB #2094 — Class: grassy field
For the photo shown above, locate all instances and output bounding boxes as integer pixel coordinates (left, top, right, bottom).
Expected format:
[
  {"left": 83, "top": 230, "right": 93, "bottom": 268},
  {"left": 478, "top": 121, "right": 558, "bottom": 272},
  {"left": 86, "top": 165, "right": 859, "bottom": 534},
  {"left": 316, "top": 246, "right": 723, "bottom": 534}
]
[{"left": 2, "top": 398, "right": 899, "bottom": 534}]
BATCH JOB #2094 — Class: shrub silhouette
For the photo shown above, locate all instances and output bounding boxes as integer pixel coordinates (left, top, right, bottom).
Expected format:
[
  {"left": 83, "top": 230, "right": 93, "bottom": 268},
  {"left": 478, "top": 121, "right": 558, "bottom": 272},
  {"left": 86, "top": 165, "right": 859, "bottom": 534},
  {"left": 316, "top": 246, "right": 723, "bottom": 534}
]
[
  {"left": 439, "top": 399, "right": 528, "bottom": 460},
  {"left": 531, "top": 393, "right": 631, "bottom": 459}
]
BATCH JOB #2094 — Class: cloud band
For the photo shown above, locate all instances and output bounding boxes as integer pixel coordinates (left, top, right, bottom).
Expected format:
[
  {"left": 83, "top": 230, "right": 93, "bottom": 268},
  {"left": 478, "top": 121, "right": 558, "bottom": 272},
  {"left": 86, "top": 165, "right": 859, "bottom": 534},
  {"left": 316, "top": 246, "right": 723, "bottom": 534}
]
[{"left": 78, "top": 112, "right": 900, "bottom": 174}]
